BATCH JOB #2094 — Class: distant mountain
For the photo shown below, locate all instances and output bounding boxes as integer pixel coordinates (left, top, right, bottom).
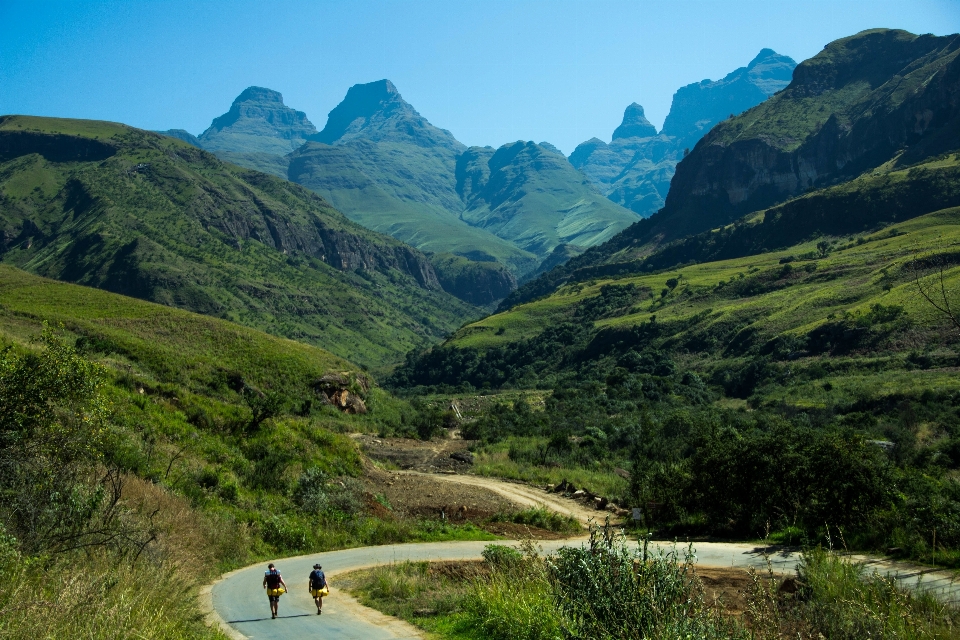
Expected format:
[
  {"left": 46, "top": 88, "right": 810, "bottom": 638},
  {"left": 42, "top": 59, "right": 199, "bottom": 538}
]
[
  {"left": 198, "top": 86, "right": 318, "bottom": 155},
  {"left": 570, "top": 49, "right": 796, "bottom": 217},
  {"left": 501, "top": 29, "right": 960, "bottom": 310},
  {"left": 652, "top": 28, "right": 960, "bottom": 242},
  {"left": 0, "top": 115, "right": 479, "bottom": 369},
  {"left": 181, "top": 80, "right": 639, "bottom": 297},
  {"left": 456, "top": 141, "right": 638, "bottom": 256},
  {"left": 154, "top": 128, "right": 201, "bottom": 147}
]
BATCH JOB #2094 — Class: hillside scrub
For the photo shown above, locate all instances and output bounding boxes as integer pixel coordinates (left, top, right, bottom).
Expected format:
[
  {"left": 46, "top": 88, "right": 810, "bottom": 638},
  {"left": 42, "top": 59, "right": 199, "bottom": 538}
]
[
  {"left": 391, "top": 211, "right": 960, "bottom": 564},
  {"left": 0, "top": 276, "right": 495, "bottom": 636},
  {"left": 344, "top": 527, "right": 960, "bottom": 639}
]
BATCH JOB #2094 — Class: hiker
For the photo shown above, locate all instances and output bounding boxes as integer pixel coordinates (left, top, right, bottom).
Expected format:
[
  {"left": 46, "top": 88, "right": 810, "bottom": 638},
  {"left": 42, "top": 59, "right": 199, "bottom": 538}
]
[
  {"left": 262, "top": 563, "right": 287, "bottom": 619},
  {"left": 308, "top": 563, "right": 328, "bottom": 615}
]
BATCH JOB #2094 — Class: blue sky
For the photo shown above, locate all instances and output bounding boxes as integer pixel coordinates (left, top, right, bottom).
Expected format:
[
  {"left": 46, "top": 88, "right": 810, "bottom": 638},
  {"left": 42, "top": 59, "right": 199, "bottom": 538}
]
[{"left": 1, "top": 0, "right": 958, "bottom": 154}]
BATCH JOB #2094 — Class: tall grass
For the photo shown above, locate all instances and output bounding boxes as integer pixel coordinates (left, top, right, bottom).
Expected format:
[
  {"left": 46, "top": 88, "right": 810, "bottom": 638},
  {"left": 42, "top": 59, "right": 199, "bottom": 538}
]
[
  {"left": 797, "top": 548, "right": 960, "bottom": 640},
  {"left": 0, "top": 553, "right": 225, "bottom": 640},
  {"left": 548, "top": 529, "right": 744, "bottom": 640},
  {"left": 473, "top": 440, "right": 628, "bottom": 500}
]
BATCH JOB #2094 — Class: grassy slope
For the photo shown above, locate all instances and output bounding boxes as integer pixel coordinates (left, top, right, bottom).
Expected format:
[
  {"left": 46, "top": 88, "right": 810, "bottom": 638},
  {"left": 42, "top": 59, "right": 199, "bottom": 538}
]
[
  {"left": 458, "top": 142, "right": 639, "bottom": 258},
  {"left": 0, "top": 265, "right": 496, "bottom": 639},
  {"left": 0, "top": 263, "right": 496, "bottom": 547},
  {"left": 0, "top": 115, "right": 480, "bottom": 371},
  {"left": 288, "top": 141, "right": 539, "bottom": 275},
  {"left": 446, "top": 206, "right": 960, "bottom": 404},
  {"left": 0, "top": 264, "right": 353, "bottom": 395}
]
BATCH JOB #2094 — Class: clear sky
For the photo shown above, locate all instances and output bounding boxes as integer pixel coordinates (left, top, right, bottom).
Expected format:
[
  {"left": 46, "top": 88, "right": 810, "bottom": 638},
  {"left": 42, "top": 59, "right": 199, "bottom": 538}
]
[{"left": 2, "top": 0, "right": 958, "bottom": 154}]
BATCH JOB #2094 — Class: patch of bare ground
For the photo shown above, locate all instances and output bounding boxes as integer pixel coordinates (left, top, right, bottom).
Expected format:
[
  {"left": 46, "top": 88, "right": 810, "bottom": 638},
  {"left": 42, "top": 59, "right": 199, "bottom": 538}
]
[
  {"left": 359, "top": 437, "right": 586, "bottom": 537},
  {"left": 696, "top": 566, "right": 756, "bottom": 616},
  {"left": 354, "top": 433, "right": 472, "bottom": 473}
]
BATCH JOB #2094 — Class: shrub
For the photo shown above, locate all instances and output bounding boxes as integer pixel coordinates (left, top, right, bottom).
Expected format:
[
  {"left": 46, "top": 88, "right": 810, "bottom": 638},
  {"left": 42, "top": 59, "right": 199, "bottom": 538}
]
[{"left": 549, "top": 526, "right": 744, "bottom": 639}]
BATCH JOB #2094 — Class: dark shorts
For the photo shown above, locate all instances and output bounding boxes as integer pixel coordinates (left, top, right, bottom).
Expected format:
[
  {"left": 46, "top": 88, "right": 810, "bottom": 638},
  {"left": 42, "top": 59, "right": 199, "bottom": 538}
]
[{"left": 268, "top": 595, "right": 279, "bottom": 603}]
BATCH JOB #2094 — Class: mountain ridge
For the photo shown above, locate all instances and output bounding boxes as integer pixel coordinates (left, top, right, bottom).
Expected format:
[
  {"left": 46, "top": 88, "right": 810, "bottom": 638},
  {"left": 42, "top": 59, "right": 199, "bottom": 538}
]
[
  {"left": 178, "top": 80, "right": 640, "bottom": 291},
  {"left": 0, "top": 115, "right": 479, "bottom": 368},
  {"left": 569, "top": 48, "right": 797, "bottom": 218}
]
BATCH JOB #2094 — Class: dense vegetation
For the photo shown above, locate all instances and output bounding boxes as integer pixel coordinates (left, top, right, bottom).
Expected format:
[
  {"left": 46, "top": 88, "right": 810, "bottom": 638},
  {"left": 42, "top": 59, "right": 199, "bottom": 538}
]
[
  {"left": 344, "top": 529, "right": 960, "bottom": 640},
  {"left": 392, "top": 208, "right": 960, "bottom": 564},
  {"left": 0, "top": 115, "right": 480, "bottom": 370},
  {"left": 0, "top": 267, "right": 490, "bottom": 639}
]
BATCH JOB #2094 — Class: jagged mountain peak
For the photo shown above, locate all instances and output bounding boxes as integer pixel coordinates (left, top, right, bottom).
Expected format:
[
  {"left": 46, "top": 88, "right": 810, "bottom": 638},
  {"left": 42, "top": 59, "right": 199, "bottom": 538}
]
[
  {"left": 313, "top": 79, "right": 461, "bottom": 151},
  {"left": 612, "top": 102, "right": 658, "bottom": 140},
  {"left": 198, "top": 85, "right": 317, "bottom": 155},
  {"left": 233, "top": 86, "right": 287, "bottom": 105}
]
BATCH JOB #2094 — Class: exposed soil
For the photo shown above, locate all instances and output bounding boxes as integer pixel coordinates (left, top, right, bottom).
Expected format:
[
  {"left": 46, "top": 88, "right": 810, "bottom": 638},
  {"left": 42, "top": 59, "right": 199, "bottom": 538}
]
[
  {"left": 696, "top": 566, "right": 756, "bottom": 616},
  {"left": 364, "top": 461, "right": 514, "bottom": 521},
  {"left": 357, "top": 433, "right": 607, "bottom": 538},
  {"left": 357, "top": 433, "right": 621, "bottom": 528},
  {"left": 354, "top": 433, "right": 472, "bottom": 473}
]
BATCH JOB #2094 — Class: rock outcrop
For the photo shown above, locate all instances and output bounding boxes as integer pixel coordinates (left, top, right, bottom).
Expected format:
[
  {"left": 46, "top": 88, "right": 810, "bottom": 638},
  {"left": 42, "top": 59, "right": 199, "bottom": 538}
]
[
  {"left": 429, "top": 253, "right": 517, "bottom": 306},
  {"left": 612, "top": 103, "right": 657, "bottom": 140},
  {"left": 658, "top": 29, "right": 960, "bottom": 240}
]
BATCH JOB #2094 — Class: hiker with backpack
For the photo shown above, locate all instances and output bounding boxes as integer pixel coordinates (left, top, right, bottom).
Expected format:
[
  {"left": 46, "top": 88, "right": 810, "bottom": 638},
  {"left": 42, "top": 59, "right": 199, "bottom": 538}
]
[
  {"left": 262, "top": 563, "right": 287, "bottom": 619},
  {"left": 309, "top": 563, "right": 328, "bottom": 615}
]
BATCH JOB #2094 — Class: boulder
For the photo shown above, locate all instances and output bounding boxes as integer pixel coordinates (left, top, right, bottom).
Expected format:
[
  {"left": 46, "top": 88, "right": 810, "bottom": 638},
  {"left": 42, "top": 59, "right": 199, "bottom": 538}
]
[{"left": 450, "top": 451, "right": 474, "bottom": 464}]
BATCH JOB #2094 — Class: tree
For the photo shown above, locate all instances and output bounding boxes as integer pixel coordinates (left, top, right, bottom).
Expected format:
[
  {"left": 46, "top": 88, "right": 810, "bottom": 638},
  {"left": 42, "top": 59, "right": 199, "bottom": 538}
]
[
  {"left": 0, "top": 329, "right": 143, "bottom": 555},
  {"left": 911, "top": 247, "right": 960, "bottom": 332}
]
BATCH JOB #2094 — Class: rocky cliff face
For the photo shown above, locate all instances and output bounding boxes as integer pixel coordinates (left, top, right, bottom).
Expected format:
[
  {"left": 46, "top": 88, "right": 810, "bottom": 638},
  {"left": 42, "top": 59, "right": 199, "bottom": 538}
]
[
  {"left": 659, "top": 29, "right": 960, "bottom": 240},
  {"left": 198, "top": 87, "right": 318, "bottom": 155},
  {"left": 569, "top": 49, "right": 796, "bottom": 218},
  {"left": 660, "top": 48, "right": 795, "bottom": 149},
  {"left": 429, "top": 253, "right": 516, "bottom": 306}
]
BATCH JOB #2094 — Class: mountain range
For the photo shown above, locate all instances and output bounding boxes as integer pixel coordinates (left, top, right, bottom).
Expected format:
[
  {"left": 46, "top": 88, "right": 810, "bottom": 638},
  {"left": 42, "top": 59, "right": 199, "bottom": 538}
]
[
  {"left": 569, "top": 48, "right": 797, "bottom": 217},
  {"left": 157, "top": 50, "right": 798, "bottom": 301},
  {"left": 501, "top": 28, "right": 960, "bottom": 310},
  {"left": 161, "top": 81, "right": 638, "bottom": 293},
  {"left": 0, "top": 115, "right": 479, "bottom": 370}
]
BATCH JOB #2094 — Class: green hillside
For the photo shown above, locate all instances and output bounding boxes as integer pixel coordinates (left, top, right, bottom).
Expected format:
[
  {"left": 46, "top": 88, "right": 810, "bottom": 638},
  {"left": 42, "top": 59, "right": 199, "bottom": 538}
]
[
  {"left": 396, "top": 206, "right": 960, "bottom": 395},
  {"left": 456, "top": 142, "right": 639, "bottom": 258},
  {"left": 0, "top": 115, "right": 480, "bottom": 370},
  {"left": 0, "top": 264, "right": 493, "bottom": 638},
  {"left": 390, "top": 207, "right": 960, "bottom": 561},
  {"left": 287, "top": 140, "right": 539, "bottom": 276}
]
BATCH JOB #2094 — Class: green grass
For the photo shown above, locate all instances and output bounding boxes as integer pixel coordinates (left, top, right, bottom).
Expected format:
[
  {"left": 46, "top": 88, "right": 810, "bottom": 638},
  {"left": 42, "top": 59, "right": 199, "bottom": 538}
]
[
  {"left": 446, "top": 207, "right": 960, "bottom": 386},
  {"left": 489, "top": 507, "right": 581, "bottom": 534},
  {"left": 473, "top": 438, "right": 629, "bottom": 501}
]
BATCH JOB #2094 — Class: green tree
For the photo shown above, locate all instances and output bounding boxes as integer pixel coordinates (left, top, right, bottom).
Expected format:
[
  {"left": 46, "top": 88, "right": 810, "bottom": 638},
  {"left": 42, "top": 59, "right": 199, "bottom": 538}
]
[{"left": 0, "top": 328, "right": 116, "bottom": 554}]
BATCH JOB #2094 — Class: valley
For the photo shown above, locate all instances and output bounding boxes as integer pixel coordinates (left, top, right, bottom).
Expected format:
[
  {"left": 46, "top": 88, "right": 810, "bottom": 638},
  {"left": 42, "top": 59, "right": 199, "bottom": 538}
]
[{"left": 1, "top": 15, "right": 959, "bottom": 640}]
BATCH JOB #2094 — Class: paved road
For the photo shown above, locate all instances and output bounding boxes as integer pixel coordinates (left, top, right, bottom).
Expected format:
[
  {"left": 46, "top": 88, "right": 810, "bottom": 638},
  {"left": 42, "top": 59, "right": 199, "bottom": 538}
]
[{"left": 207, "top": 537, "right": 956, "bottom": 640}]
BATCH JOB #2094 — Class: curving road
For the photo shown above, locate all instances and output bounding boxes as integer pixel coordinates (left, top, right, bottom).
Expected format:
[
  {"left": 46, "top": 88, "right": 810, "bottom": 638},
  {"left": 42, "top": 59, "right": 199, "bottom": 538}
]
[{"left": 203, "top": 477, "right": 959, "bottom": 640}]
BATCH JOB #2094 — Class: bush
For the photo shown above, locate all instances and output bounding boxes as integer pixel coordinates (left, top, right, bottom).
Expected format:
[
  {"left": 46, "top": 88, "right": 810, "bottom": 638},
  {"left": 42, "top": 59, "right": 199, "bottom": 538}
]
[
  {"left": 549, "top": 526, "right": 743, "bottom": 639},
  {"left": 482, "top": 544, "right": 523, "bottom": 568}
]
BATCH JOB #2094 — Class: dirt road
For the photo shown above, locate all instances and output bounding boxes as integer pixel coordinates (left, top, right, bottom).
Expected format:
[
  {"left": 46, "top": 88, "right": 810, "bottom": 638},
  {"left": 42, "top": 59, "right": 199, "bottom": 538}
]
[{"left": 396, "top": 470, "right": 603, "bottom": 525}]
